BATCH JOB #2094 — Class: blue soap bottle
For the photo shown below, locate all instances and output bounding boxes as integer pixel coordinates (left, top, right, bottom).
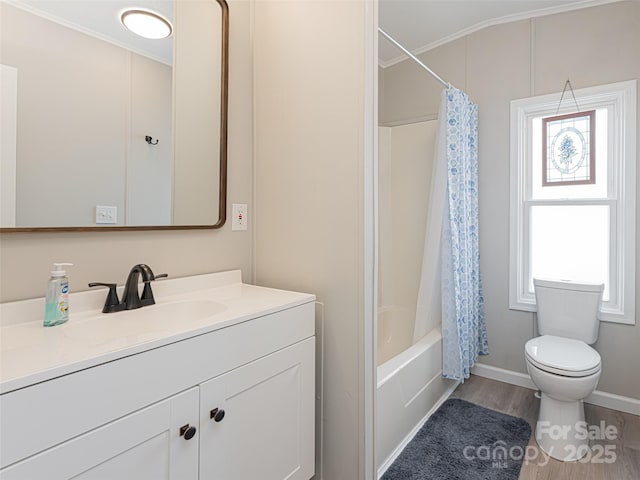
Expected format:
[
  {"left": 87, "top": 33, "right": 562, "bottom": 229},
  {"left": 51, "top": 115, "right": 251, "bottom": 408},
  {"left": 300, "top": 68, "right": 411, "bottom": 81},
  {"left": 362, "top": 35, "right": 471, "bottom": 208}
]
[{"left": 44, "top": 262, "right": 73, "bottom": 327}]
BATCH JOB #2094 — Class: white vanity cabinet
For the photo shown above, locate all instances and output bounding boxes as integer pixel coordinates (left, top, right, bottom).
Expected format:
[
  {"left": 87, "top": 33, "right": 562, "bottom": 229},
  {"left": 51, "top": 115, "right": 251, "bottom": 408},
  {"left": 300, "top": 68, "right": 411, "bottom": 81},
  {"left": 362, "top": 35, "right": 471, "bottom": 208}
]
[
  {"left": 0, "top": 274, "right": 315, "bottom": 480},
  {"left": 0, "top": 388, "right": 200, "bottom": 480},
  {"left": 199, "top": 337, "right": 315, "bottom": 480}
]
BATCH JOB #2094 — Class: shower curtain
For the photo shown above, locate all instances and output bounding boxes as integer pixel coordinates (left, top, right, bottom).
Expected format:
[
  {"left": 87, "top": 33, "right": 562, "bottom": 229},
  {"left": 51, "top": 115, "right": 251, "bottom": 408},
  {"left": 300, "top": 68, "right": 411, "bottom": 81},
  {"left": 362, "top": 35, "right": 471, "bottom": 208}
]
[{"left": 414, "top": 88, "right": 488, "bottom": 382}]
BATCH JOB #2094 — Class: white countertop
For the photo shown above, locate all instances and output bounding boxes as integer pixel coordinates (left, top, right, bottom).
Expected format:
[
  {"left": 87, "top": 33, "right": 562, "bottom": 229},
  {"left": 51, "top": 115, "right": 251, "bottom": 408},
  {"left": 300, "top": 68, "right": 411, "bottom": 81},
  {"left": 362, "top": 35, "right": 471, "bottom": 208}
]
[{"left": 0, "top": 270, "right": 315, "bottom": 394}]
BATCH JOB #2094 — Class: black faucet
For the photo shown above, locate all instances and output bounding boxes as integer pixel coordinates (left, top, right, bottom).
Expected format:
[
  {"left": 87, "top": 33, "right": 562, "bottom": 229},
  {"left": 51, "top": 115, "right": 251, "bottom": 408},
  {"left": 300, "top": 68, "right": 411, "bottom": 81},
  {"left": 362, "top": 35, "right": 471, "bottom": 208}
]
[
  {"left": 122, "top": 264, "right": 157, "bottom": 310},
  {"left": 89, "top": 264, "right": 167, "bottom": 313}
]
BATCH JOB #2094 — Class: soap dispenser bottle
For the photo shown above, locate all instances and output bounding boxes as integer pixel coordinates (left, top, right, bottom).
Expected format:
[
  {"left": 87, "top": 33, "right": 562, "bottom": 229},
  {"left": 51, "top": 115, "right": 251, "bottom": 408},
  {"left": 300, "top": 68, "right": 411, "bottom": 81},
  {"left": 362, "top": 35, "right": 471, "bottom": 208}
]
[{"left": 44, "top": 262, "right": 73, "bottom": 327}]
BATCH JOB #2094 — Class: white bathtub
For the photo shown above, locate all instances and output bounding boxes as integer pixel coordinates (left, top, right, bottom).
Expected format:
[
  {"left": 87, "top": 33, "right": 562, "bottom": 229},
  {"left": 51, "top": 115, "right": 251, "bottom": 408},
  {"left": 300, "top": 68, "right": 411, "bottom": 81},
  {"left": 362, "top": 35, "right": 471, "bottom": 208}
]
[{"left": 376, "top": 328, "right": 458, "bottom": 478}]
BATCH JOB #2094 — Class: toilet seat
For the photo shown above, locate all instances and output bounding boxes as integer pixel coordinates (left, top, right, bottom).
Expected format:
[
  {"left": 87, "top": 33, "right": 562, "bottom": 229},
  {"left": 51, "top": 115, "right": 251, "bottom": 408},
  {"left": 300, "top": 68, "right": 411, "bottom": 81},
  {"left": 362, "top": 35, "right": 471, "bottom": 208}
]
[{"left": 525, "top": 335, "right": 601, "bottom": 377}]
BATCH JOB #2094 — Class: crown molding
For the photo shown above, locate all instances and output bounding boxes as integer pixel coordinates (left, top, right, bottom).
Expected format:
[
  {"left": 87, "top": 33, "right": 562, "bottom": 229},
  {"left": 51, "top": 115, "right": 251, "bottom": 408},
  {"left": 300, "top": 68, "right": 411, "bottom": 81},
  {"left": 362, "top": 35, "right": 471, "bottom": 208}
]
[{"left": 379, "top": 0, "right": 623, "bottom": 69}]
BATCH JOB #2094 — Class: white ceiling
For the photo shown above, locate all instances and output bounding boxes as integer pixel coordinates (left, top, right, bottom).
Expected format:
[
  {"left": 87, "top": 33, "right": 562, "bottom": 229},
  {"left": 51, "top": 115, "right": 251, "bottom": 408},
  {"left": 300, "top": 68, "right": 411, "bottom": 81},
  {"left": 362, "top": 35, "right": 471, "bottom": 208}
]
[
  {"left": 9, "top": 0, "right": 174, "bottom": 65},
  {"left": 10, "top": 0, "right": 617, "bottom": 69},
  {"left": 379, "top": 0, "right": 618, "bottom": 67}
]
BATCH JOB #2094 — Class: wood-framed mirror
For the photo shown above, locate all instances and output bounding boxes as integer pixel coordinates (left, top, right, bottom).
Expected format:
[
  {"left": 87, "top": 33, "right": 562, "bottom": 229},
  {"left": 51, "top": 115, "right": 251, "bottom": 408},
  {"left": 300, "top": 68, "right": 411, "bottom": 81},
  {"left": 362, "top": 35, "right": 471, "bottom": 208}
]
[{"left": 0, "top": 0, "right": 228, "bottom": 232}]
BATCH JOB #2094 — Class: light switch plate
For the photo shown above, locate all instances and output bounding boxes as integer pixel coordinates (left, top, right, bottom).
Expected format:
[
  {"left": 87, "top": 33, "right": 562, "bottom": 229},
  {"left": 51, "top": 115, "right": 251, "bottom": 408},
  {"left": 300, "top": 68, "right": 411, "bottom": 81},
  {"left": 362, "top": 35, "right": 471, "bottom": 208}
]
[{"left": 96, "top": 205, "right": 117, "bottom": 224}]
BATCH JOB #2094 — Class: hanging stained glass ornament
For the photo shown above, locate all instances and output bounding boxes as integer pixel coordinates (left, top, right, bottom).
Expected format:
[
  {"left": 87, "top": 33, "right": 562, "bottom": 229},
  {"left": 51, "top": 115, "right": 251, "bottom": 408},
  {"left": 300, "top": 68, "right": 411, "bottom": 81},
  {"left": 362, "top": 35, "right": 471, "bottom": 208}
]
[{"left": 542, "top": 110, "right": 595, "bottom": 186}]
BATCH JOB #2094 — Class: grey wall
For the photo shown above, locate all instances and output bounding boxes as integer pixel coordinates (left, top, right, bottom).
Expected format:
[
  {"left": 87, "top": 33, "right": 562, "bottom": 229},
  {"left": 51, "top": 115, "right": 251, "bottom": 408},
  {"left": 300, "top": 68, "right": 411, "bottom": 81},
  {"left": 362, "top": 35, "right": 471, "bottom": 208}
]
[
  {"left": 381, "top": 1, "right": 640, "bottom": 400},
  {"left": 0, "top": 0, "right": 254, "bottom": 301}
]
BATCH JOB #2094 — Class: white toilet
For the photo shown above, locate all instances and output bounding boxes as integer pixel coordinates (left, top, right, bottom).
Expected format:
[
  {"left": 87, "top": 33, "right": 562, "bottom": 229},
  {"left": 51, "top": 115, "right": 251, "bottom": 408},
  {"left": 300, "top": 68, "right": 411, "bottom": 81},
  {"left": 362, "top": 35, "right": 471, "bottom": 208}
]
[{"left": 525, "top": 278, "right": 604, "bottom": 462}]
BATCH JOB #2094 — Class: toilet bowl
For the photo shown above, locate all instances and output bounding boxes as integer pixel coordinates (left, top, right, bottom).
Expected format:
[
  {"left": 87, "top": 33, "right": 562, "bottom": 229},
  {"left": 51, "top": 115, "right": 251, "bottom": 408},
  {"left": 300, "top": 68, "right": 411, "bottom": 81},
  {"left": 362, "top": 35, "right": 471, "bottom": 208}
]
[
  {"left": 526, "top": 279, "right": 604, "bottom": 462},
  {"left": 525, "top": 335, "right": 601, "bottom": 460}
]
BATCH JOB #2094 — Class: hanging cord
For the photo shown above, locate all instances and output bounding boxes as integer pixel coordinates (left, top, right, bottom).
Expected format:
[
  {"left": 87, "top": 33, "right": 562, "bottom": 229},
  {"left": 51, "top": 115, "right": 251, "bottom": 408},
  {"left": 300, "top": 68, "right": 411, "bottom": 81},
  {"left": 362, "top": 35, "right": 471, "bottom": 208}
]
[{"left": 555, "top": 79, "right": 580, "bottom": 114}]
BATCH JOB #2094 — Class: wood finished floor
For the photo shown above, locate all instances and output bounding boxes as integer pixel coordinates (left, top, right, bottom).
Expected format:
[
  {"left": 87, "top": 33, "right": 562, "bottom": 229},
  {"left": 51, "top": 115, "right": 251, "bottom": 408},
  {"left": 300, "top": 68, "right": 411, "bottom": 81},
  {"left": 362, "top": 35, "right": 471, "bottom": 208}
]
[{"left": 449, "top": 375, "right": 640, "bottom": 480}]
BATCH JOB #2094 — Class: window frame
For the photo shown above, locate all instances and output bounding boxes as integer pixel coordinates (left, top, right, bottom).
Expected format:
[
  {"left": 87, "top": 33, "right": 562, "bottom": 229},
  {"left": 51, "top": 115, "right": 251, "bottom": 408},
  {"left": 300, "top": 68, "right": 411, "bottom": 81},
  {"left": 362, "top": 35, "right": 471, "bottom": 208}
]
[{"left": 509, "top": 80, "right": 636, "bottom": 325}]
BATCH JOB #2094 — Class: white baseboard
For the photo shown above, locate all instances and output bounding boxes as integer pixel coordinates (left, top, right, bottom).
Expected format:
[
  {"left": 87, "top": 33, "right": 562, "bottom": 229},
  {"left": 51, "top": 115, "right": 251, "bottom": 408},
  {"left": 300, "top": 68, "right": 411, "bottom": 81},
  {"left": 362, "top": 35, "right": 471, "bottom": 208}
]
[
  {"left": 471, "top": 363, "right": 537, "bottom": 390},
  {"left": 377, "top": 379, "right": 459, "bottom": 479},
  {"left": 587, "top": 389, "right": 640, "bottom": 416},
  {"left": 471, "top": 363, "right": 640, "bottom": 417}
]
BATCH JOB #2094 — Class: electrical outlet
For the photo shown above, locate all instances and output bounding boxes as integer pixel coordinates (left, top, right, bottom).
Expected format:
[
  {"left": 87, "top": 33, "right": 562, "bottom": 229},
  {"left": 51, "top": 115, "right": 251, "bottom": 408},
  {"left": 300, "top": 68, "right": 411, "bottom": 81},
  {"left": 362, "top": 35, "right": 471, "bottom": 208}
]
[
  {"left": 96, "top": 205, "right": 117, "bottom": 224},
  {"left": 232, "top": 203, "right": 248, "bottom": 231}
]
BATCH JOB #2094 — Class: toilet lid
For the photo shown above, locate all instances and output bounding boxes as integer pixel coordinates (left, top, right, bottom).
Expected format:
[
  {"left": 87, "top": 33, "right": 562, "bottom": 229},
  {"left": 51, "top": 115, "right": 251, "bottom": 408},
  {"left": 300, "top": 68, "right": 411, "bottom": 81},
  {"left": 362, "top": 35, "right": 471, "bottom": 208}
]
[{"left": 525, "top": 335, "right": 601, "bottom": 377}]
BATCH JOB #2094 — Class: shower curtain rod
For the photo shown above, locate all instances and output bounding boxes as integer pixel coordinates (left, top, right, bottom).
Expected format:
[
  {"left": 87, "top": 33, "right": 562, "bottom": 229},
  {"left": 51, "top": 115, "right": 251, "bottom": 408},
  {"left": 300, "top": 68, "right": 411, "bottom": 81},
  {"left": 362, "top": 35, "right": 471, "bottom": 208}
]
[{"left": 378, "top": 27, "right": 451, "bottom": 89}]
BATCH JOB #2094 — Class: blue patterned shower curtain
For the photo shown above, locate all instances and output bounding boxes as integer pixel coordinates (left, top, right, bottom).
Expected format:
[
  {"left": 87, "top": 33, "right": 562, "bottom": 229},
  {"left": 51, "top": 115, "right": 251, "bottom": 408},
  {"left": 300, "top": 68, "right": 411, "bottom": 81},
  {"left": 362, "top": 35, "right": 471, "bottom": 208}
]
[{"left": 440, "top": 88, "right": 488, "bottom": 381}]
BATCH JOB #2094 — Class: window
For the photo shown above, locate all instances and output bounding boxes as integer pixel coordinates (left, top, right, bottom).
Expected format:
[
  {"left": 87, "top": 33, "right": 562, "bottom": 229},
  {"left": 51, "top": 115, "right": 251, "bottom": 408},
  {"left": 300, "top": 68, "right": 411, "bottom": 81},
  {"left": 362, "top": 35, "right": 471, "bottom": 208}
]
[{"left": 509, "top": 81, "right": 636, "bottom": 324}]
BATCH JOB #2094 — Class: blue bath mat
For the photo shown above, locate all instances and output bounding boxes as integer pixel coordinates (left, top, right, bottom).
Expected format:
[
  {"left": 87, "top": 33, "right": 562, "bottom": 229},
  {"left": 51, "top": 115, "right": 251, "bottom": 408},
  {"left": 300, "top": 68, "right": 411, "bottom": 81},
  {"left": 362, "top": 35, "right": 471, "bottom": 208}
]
[{"left": 381, "top": 398, "right": 531, "bottom": 480}]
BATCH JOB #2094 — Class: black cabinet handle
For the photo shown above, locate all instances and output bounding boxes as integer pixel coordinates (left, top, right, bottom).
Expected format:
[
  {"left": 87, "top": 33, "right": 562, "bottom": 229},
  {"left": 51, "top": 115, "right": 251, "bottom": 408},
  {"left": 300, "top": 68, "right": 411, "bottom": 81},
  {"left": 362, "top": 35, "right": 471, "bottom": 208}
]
[
  {"left": 179, "top": 424, "right": 197, "bottom": 440},
  {"left": 209, "top": 408, "right": 225, "bottom": 422}
]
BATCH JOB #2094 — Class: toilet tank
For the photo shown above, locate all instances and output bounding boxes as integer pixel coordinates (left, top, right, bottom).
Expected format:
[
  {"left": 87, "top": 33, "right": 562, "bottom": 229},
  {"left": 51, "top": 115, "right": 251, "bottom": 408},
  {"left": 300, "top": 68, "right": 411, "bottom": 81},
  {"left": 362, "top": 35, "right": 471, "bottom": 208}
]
[{"left": 533, "top": 278, "right": 604, "bottom": 344}]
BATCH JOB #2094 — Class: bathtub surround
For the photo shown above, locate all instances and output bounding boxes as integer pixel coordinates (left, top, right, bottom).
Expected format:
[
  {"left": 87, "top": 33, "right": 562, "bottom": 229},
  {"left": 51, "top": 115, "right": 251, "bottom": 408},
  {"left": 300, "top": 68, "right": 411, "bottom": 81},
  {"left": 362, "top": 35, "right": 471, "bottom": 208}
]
[
  {"left": 380, "top": 0, "right": 640, "bottom": 402},
  {"left": 381, "top": 398, "right": 531, "bottom": 480},
  {"left": 378, "top": 120, "right": 438, "bottom": 362},
  {"left": 412, "top": 112, "right": 445, "bottom": 345}
]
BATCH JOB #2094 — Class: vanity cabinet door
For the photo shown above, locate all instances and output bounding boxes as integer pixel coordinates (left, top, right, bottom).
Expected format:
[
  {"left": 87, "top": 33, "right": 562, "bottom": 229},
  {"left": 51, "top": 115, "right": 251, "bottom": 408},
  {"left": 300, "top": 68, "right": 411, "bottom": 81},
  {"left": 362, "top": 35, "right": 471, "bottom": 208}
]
[
  {"left": 199, "top": 337, "right": 315, "bottom": 480},
  {"left": 0, "top": 388, "right": 199, "bottom": 480}
]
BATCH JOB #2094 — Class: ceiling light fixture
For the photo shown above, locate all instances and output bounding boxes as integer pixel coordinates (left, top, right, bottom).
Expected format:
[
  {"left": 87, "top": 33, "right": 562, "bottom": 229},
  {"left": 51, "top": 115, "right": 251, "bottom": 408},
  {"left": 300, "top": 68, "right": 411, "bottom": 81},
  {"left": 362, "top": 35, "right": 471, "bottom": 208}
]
[{"left": 120, "top": 9, "right": 172, "bottom": 40}]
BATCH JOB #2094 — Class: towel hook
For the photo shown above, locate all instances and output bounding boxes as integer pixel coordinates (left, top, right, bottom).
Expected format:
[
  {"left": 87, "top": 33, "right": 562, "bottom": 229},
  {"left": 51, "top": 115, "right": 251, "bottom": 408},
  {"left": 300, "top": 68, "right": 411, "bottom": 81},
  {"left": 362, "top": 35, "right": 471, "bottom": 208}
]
[{"left": 145, "top": 135, "right": 159, "bottom": 145}]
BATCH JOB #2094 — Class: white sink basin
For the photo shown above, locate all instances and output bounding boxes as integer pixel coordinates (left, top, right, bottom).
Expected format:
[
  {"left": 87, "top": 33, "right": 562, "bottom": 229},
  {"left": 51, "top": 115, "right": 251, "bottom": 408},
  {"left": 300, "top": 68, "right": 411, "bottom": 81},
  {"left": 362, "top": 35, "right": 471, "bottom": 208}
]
[
  {"left": 66, "top": 300, "right": 228, "bottom": 347},
  {"left": 114, "top": 299, "right": 227, "bottom": 325}
]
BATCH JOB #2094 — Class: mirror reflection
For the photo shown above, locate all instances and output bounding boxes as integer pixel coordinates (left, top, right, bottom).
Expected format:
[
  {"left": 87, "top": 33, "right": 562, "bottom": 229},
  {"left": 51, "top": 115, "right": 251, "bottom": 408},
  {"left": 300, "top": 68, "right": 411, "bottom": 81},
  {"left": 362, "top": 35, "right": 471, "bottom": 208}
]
[{"left": 0, "top": 0, "right": 226, "bottom": 230}]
